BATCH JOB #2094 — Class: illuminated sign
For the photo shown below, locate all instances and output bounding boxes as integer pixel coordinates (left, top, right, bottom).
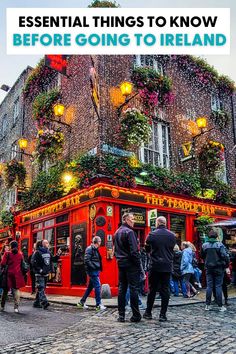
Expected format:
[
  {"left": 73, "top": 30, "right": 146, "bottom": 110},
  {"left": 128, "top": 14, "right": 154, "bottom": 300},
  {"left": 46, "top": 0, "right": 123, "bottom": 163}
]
[
  {"left": 45, "top": 55, "right": 67, "bottom": 75},
  {"left": 180, "top": 141, "right": 193, "bottom": 162},
  {"left": 120, "top": 205, "right": 146, "bottom": 227}
]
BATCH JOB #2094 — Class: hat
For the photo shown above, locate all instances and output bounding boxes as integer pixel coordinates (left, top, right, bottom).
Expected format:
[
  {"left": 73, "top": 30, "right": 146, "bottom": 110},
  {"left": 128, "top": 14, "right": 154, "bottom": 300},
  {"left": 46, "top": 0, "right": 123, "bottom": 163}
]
[{"left": 10, "top": 241, "right": 18, "bottom": 249}]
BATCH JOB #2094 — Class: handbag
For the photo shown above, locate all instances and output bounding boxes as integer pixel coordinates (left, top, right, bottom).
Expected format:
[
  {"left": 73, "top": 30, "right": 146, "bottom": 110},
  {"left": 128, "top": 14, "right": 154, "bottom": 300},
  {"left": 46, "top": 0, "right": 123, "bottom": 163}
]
[
  {"left": 0, "top": 253, "right": 10, "bottom": 289},
  {"left": 21, "top": 259, "right": 30, "bottom": 276}
]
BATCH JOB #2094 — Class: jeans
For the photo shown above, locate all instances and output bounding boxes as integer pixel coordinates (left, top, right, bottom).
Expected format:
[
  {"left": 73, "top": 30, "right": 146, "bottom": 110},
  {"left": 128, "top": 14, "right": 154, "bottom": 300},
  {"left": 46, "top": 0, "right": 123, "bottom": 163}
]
[
  {"left": 118, "top": 267, "right": 141, "bottom": 319},
  {"left": 30, "top": 271, "right": 36, "bottom": 293},
  {"left": 170, "top": 276, "right": 187, "bottom": 296},
  {"left": 146, "top": 270, "right": 171, "bottom": 316},
  {"left": 35, "top": 275, "right": 48, "bottom": 305},
  {"left": 126, "top": 287, "right": 143, "bottom": 306},
  {"left": 206, "top": 270, "right": 224, "bottom": 307},
  {"left": 1, "top": 288, "right": 20, "bottom": 309},
  {"left": 194, "top": 268, "right": 202, "bottom": 284},
  {"left": 81, "top": 272, "right": 101, "bottom": 306}
]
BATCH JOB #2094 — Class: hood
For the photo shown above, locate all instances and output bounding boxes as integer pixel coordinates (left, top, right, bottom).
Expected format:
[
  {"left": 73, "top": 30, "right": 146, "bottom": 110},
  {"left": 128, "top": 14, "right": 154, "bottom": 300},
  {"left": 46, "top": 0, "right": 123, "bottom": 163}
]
[
  {"left": 39, "top": 246, "right": 50, "bottom": 254},
  {"left": 184, "top": 247, "right": 192, "bottom": 255}
]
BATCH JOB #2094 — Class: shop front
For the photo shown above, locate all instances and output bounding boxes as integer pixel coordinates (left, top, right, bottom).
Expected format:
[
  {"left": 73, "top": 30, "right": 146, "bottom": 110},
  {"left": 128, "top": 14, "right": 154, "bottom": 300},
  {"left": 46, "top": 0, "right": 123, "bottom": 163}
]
[
  {"left": 17, "top": 182, "right": 236, "bottom": 296},
  {"left": 0, "top": 227, "right": 14, "bottom": 252}
]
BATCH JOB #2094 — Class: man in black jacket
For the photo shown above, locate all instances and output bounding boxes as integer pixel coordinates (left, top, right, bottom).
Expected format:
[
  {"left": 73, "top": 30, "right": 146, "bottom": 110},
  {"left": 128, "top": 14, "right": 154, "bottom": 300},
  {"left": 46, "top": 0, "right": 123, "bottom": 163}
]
[
  {"left": 77, "top": 236, "right": 106, "bottom": 311},
  {"left": 144, "top": 216, "right": 176, "bottom": 322},
  {"left": 31, "top": 240, "right": 61, "bottom": 309},
  {"left": 114, "top": 212, "right": 142, "bottom": 323}
]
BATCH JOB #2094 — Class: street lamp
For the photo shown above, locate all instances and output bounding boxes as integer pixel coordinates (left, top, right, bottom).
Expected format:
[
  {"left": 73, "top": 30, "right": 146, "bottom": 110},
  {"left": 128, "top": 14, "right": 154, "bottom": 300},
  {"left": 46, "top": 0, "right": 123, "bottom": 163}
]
[
  {"left": 62, "top": 172, "right": 73, "bottom": 184},
  {"left": 50, "top": 102, "right": 71, "bottom": 132},
  {"left": 196, "top": 117, "right": 207, "bottom": 131},
  {"left": 17, "top": 138, "right": 33, "bottom": 157},
  {"left": 117, "top": 80, "right": 138, "bottom": 117}
]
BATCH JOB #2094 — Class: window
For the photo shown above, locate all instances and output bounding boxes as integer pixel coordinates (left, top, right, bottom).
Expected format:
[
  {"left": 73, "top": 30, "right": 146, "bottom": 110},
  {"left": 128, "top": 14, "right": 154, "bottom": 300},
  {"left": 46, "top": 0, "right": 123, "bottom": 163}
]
[
  {"left": 13, "top": 97, "right": 20, "bottom": 124},
  {"left": 134, "top": 55, "right": 164, "bottom": 75},
  {"left": 8, "top": 189, "right": 16, "bottom": 207},
  {"left": 2, "top": 114, "right": 7, "bottom": 136},
  {"left": 216, "top": 150, "right": 228, "bottom": 184},
  {"left": 11, "top": 142, "right": 19, "bottom": 160},
  {"left": 211, "top": 93, "right": 223, "bottom": 111},
  {"left": 140, "top": 121, "right": 170, "bottom": 168}
]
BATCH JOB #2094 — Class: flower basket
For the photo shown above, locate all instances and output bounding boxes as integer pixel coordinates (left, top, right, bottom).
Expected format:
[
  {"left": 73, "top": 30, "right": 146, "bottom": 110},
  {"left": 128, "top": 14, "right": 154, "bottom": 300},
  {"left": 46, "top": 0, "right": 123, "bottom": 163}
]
[
  {"left": 4, "top": 160, "right": 26, "bottom": 188},
  {"left": 0, "top": 210, "right": 14, "bottom": 228},
  {"left": 34, "top": 128, "right": 64, "bottom": 163},
  {"left": 120, "top": 108, "right": 151, "bottom": 148},
  {"left": 210, "top": 109, "right": 230, "bottom": 129},
  {"left": 32, "top": 89, "right": 60, "bottom": 128}
]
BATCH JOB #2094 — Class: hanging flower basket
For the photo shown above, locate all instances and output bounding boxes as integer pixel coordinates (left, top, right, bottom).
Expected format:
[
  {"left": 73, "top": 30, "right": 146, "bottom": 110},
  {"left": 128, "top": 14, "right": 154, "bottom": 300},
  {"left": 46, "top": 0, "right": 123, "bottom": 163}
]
[
  {"left": 131, "top": 67, "right": 174, "bottom": 110},
  {"left": 199, "top": 141, "right": 224, "bottom": 171},
  {"left": 0, "top": 210, "right": 14, "bottom": 228},
  {"left": 4, "top": 160, "right": 26, "bottom": 188},
  {"left": 32, "top": 89, "right": 60, "bottom": 128},
  {"left": 34, "top": 128, "right": 64, "bottom": 163},
  {"left": 210, "top": 109, "right": 230, "bottom": 129},
  {"left": 120, "top": 108, "right": 152, "bottom": 148}
]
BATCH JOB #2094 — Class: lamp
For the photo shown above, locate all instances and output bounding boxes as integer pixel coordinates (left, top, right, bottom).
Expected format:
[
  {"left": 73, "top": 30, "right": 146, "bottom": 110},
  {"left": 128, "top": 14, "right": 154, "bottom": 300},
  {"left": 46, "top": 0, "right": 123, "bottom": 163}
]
[
  {"left": 196, "top": 117, "right": 207, "bottom": 130},
  {"left": 62, "top": 172, "right": 73, "bottom": 184},
  {"left": 18, "top": 137, "right": 28, "bottom": 150},
  {"left": 120, "top": 81, "right": 133, "bottom": 97},
  {"left": 53, "top": 103, "right": 65, "bottom": 117},
  {"left": 0, "top": 162, "right": 4, "bottom": 174}
]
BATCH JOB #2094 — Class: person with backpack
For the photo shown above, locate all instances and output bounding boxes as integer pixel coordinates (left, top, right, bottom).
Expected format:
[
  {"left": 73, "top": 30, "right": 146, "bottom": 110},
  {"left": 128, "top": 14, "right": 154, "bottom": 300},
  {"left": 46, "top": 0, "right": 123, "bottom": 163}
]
[
  {"left": 31, "top": 239, "right": 61, "bottom": 309},
  {"left": 202, "top": 230, "right": 230, "bottom": 312},
  {"left": 0, "top": 241, "right": 25, "bottom": 313}
]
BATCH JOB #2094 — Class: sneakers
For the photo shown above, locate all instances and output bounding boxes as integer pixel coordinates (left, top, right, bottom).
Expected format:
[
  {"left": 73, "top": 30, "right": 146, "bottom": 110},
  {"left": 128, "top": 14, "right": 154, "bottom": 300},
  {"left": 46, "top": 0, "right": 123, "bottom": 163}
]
[
  {"left": 143, "top": 311, "right": 152, "bottom": 320},
  {"left": 14, "top": 308, "right": 19, "bottom": 314},
  {"left": 117, "top": 316, "right": 125, "bottom": 323},
  {"left": 96, "top": 304, "right": 107, "bottom": 311},
  {"left": 159, "top": 314, "right": 167, "bottom": 322},
  {"left": 33, "top": 303, "right": 42, "bottom": 308},
  {"left": 219, "top": 306, "right": 227, "bottom": 312},
  {"left": 130, "top": 315, "right": 141, "bottom": 323},
  {"left": 77, "top": 302, "right": 89, "bottom": 309},
  {"left": 42, "top": 302, "right": 50, "bottom": 310},
  {"left": 205, "top": 305, "right": 212, "bottom": 311}
]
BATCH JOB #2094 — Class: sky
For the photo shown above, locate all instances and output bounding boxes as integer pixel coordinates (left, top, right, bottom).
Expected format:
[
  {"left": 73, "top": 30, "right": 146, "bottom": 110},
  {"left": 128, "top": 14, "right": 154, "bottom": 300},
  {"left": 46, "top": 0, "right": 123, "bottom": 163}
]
[{"left": 0, "top": 0, "right": 235, "bottom": 103}]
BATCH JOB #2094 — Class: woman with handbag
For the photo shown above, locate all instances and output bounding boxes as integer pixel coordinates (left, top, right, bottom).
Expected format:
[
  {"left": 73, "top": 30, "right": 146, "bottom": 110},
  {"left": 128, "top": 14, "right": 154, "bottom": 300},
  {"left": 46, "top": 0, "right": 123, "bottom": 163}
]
[{"left": 0, "top": 241, "right": 25, "bottom": 313}]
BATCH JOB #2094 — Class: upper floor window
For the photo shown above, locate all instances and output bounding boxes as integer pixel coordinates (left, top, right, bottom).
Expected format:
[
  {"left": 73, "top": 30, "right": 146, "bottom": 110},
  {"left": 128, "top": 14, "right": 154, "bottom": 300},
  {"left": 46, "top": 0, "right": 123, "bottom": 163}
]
[
  {"left": 11, "top": 142, "right": 19, "bottom": 160},
  {"left": 13, "top": 97, "right": 20, "bottom": 124},
  {"left": 2, "top": 114, "right": 7, "bottom": 136},
  {"left": 211, "top": 93, "right": 223, "bottom": 111},
  {"left": 134, "top": 55, "right": 164, "bottom": 75},
  {"left": 215, "top": 149, "right": 227, "bottom": 184},
  {"left": 139, "top": 121, "right": 170, "bottom": 168}
]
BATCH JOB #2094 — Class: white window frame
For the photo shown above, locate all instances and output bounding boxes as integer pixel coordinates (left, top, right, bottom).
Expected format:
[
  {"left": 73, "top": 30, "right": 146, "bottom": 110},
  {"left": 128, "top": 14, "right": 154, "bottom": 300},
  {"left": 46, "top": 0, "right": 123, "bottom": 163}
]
[
  {"left": 139, "top": 121, "right": 170, "bottom": 168},
  {"left": 215, "top": 150, "right": 227, "bottom": 184},
  {"left": 11, "top": 142, "right": 19, "bottom": 160},
  {"left": 134, "top": 55, "right": 164, "bottom": 75},
  {"left": 13, "top": 97, "right": 20, "bottom": 124},
  {"left": 211, "top": 93, "right": 223, "bottom": 111}
]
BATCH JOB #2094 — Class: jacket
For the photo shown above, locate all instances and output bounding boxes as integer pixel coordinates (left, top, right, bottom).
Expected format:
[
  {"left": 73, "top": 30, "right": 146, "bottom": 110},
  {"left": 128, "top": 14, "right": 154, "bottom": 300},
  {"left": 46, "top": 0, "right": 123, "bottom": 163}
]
[
  {"left": 84, "top": 245, "right": 102, "bottom": 273},
  {"left": 202, "top": 240, "right": 229, "bottom": 271},
  {"left": 181, "top": 247, "right": 194, "bottom": 275},
  {"left": 145, "top": 225, "right": 176, "bottom": 272},
  {"left": 1, "top": 251, "right": 25, "bottom": 290},
  {"left": 114, "top": 223, "right": 141, "bottom": 269},
  {"left": 172, "top": 250, "right": 182, "bottom": 278},
  {"left": 31, "top": 247, "right": 60, "bottom": 276}
]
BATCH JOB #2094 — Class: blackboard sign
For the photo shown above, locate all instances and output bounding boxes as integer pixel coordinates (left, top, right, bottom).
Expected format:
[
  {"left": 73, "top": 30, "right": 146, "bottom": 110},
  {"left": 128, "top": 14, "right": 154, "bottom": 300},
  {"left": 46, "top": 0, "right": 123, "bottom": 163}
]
[
  {"left": 71, "top": 223, "right": 87, "bottom": 285},
  {"left": 120, "top": 205, "right": 146, "bottom": 227}
]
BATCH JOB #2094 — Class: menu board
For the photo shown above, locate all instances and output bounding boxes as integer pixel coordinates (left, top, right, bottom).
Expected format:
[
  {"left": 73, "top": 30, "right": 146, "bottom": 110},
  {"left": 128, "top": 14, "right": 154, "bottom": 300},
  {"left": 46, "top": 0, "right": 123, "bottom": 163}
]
[{"left": 71, "top": 223, "right": 87, "bottom": 285}]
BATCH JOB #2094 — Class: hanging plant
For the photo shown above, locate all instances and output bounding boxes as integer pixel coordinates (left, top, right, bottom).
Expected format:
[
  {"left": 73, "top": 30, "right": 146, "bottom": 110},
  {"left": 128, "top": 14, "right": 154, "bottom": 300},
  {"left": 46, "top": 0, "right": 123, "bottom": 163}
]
[
  {"left": 0, "top": 210, "right": 14, "bottom": 228},
  {"left": 120, "top": 108, "right": 151, "bottom": 148},
  {"left": 34, "top": 128, "right": 64, "bottom": 163},
  {"left": 131, "top": 67, "right": 174, "bottom": 112},
  {"left": 195, "top": 215, "right": 215, "bottom": 235},
  {"left": 199, "top": 141, "right": 224, "bottom": 171},
  {"left": 210, "top": 109, "right": 230, "bottom": 129},
  {"left": 23, "top": 59, "right": 56, "bottom": 99},
  {"left": 32, "top": 89, "right": 60, "bottom": 128},
  {"left": 4, "top": 160, "right": 26, "bottom": 188}
]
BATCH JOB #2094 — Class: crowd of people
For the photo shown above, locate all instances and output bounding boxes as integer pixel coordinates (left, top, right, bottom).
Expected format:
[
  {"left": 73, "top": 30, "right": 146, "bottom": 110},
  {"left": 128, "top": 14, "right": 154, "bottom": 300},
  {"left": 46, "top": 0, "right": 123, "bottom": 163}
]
[{"left": 0, "top": 212, "right": 234, "bottom": 320}]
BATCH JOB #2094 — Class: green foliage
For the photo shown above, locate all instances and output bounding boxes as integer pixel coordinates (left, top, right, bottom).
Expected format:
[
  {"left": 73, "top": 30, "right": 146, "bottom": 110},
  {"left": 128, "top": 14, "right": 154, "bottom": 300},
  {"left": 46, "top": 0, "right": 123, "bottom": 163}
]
[
  {"left": 4, "top": 160, "right": 26, "bottom": 188},
  {"left": 32, "top": 89, "right": 60, "bottom": 127},
  {"left": 210, "top": 109, "right": 230, "bottom": 129},
  {"left": 21, "top": 163, "right": 65, "bottom": 210},
  {"left": 34, "top": 128, "right": 64, "bottom": 164},
  {"left": 120, "top": 108, "right": 151, "bottom": 148},
  {"left": 195, "top": 215, "right": 215, "bottom": 235},
  {"left": 0, "top": 210, "right": 14, "bottom": 228},
  {"left": 88, "top": 0, "right": 120, "bottom": 7},
  {"left": 199, "top": 142, "right": 224, "bottom": 186}
]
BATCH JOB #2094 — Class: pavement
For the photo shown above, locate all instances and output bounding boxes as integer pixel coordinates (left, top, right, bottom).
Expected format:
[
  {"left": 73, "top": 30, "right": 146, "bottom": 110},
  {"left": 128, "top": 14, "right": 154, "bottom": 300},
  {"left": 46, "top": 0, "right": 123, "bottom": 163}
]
[
  {"left": 20, "top": 286, "right": 236, "bottom": 308},
  {"left": 1, "top": 298, "right": 236, "bottom": 354}
]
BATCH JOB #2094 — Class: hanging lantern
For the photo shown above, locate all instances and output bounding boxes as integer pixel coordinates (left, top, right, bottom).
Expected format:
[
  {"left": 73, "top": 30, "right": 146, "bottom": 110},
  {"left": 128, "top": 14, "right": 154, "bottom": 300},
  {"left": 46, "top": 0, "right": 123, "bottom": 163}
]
[
  {"left": 62, "top": 172, "right": 73, "bottom": 184},
  {"left": 53, "top": 103, "right": 65, "bottom": 117},
  {"left": 196, "top": 117, "right": 207, "bottom": 129},
  {"left": 18, "top": 137, "right": 28, "bottom": 150},
  {"left": 120, "top": 81, "right": 133, "bottom": 97}
]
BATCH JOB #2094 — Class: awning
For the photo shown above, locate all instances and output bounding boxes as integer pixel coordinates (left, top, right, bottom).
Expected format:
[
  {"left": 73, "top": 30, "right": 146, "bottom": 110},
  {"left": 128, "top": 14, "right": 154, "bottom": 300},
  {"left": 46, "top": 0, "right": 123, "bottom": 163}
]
[{"left": 208, "top": 218, "right": 236, "bottom": 228}]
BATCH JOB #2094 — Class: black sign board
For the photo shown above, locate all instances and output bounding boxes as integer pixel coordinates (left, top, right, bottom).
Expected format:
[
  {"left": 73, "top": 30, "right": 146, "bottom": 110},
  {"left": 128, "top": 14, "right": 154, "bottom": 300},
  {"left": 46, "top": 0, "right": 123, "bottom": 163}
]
[
  {"left": 120, "top": 205, "right": 146, "bottom": 227},
  {"left": 21, "top": 238, "right": 29, "bottom": 261},
  {"left": 71, "top": 223, "right": 87, "bottom": 285}
]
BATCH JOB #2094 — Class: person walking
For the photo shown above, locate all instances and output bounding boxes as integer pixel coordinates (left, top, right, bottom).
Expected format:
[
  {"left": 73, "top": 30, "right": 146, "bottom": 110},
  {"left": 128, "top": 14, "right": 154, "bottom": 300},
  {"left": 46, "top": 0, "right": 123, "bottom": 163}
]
[
  {"left": 31, "top": 239, "right": 61, "bottom": 309},
  {"left": 114, "top": 212, "right": 142, "bottom": 323},
  {"left": 180, "top": 241, "right": 198, "bottom": 298},
  {"left": 0, "top": 241, "right": 25, "bottom": 313},
  {"left": 77, "top": 236, "right": 106, "bottom": 311},
  {"left": 28, "top": 244, "right": 36, "bottom": 294},
  {"left": 143, "top": 216, "right": 176, "bottom": 322},
  {"left": 202, "top": 230, "right": 229, "bottom": 312},
  {"left": 170, "top": 244, "right": 187, "bottom": 297}
]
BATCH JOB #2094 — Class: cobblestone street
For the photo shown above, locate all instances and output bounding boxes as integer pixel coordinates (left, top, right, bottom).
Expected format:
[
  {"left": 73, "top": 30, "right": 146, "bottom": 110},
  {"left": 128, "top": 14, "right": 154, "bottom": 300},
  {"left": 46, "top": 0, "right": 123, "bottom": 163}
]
[{"left": 1, "top": 299, "right": 236, "bottom": 354}]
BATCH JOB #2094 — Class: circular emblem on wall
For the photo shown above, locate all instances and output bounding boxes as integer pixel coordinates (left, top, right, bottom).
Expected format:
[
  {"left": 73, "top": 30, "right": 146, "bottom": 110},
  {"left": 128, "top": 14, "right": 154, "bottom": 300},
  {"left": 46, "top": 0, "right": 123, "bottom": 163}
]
[
  {"left": 95, "top": 229, "right": 105, "bottom": 246},
  {"left": 88, "top": 189, "right": 95, "bottom": 199},
  {"left": 89, "top": 204, "right": 96, "bottom": 220},
  {"left": 95, "top": 216, "right": 106, "bottom": 227},
  {"left": 111, "top": 188, "right": 119, "bottom": 198}
]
